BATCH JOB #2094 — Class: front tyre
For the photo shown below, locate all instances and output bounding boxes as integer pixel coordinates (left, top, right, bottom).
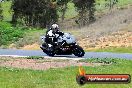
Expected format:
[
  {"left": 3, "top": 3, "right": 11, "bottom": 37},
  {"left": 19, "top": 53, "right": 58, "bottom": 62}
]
[
  {"left": 47, "top": 51, "right": 55, "bottom": 56},
  {"left": 73, "top": 45, "right": 85, "bottom": 57}
]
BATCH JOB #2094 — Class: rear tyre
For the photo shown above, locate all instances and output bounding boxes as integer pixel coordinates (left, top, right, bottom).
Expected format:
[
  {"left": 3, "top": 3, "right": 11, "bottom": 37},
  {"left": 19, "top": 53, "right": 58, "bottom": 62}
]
[
  {"left": 46, "top": 46, "right": 55, "bottom": 56},
  {"left": 40, "top": 44, "right": 55, "bottom": 56},
  {"left": 73, "top": 45, "right": 85, "bottom": 57}
]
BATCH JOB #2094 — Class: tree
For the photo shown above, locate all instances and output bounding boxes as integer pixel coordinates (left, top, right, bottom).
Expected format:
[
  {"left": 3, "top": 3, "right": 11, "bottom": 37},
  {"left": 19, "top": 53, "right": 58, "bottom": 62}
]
[
  {"left": 105, "top": 0, "right": 118, "bottom": 10},
  {"left": 57, "top": 0, "right": 71, "bottom": 22},
  {"left": 73, "top": 0, "right": 96, "bottom": 27},
  {"left": 11, "top": 0, "right": 59, "bottom": 28},
  {"left": 0, "top": 3, "right": 3, "bottom": 21}
]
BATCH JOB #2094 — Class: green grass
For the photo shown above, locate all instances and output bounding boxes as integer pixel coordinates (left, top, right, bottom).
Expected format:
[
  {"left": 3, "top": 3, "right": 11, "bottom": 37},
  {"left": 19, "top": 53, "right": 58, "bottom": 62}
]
[
  {"left": 0, "top": 21, "right": 46, "bottom": 48},
  {"left": 95, "top": 0, "right": 132, "bottom": 12},
  {"left": 14, "top": 28, "right": 46, "bottom": 48},
  {"left": 117, "top": 0, "right": 132, "bottom": 7},
  {"left": 94, "top": 47, "right": 132, "bottom": 53},
  {"left": 1, "top": 0, "right": 132, "bottom": 48},
  {"left": 79, "top": 58, "right": 117, "bottom": 64},
  {"left": 0, "top": 22, "right": 24, "bottom": 46},
  {"left": 0, "top": 58, "right": 132, "bottom": 88},
  {"left": 26, "top": 56, "right": 44, "bottom": 60}
]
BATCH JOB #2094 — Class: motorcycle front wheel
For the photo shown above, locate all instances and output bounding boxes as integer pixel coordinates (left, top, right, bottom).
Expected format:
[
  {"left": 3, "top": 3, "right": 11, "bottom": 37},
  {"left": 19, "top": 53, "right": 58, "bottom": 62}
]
[
  {"left": 47, "top": 51, "right": 55, "bottom": 56},
  {"left": 73, "top": 45, "right": 85, "bottom": 57}
]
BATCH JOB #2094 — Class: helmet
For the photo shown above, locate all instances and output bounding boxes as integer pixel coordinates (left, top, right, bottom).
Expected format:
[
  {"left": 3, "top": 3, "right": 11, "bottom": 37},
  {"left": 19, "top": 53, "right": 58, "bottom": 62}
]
[{"left": 51, "top": 24, "right": 59, "bottom": 32}]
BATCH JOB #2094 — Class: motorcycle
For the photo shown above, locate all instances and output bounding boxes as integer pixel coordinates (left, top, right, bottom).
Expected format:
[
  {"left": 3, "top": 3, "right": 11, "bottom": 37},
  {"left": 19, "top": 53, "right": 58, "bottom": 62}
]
[{"left": 40, "top": 33, "right": 85, "bottom": 57}]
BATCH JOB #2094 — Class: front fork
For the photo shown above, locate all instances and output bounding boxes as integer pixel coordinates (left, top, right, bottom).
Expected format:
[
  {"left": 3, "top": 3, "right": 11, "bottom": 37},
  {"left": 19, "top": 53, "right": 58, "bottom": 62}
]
[
  {"left": 70, "top": 43, "right": 78, "bottom": 51},
  {"left": 40, "top": 44, "right": 55, "bottom": 55}
]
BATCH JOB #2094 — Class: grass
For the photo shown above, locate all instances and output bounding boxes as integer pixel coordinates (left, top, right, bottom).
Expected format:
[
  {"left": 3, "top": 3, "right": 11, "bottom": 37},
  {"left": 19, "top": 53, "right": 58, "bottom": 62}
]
[
  {"left": 0, "top": 58, "right": 132, "bottom": 88},
  {"left": 1, "top": 0, "right": 132, "bottom": 50},
  {"left": 95, "top": 0, "right": 132, "bottom": 11},
  {"left": 26, "top": 56, "right": 44, "bottom": 60},
  {"left": 94, "top": 47, "right": 132, "bottom": 53},
  {"left": 0, "top": 21, "right": 46, "bottom": 48},
  {"left": 117, "top": 0, "right": 132, "bottom": 7},
  {"left": 79, "top": 58, "right": 117, "bottom": 64},
  {"left": 0, "top": 22, "right": 24, "bottom": 46},
  {"left": 14, "top": 28, "right": 46, "bottom": 48}
]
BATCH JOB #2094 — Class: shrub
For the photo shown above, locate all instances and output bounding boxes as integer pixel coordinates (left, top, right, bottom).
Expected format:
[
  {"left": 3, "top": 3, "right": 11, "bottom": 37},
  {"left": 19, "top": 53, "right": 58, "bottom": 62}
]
[{"left": 0, "top": 22, "right": 24, "bottom": 46}]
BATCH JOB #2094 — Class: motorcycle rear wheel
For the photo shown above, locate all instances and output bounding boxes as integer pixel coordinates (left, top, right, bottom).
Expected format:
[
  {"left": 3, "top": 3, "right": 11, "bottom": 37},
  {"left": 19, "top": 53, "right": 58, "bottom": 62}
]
[{"left": 40, "top": 44, "right": 55, "bottom": 57}]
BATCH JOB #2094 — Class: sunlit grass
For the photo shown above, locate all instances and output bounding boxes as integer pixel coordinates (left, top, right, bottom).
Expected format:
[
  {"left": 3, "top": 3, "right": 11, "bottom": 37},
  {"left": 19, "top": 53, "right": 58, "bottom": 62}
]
[
  {"left": 14, "top": 29, "right": 46, "bottom": 48},
  {"left": 0, "top": 58, "right": 132, "bottom": 88},
  {"left": 94, "top": 47, "right": 132, "bottom": 53}
]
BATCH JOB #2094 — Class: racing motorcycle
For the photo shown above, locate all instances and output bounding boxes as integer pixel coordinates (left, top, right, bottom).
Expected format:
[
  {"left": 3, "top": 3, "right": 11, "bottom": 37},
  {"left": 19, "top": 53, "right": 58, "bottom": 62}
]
[{"left": 40, "top": 33, "right": 85, "bottom": 57}]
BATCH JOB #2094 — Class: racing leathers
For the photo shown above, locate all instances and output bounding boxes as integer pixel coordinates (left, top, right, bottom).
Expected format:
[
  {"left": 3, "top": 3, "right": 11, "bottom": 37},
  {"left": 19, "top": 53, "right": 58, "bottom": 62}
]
[{"left": 44, "top": 28, "right": 64, "bottom": 51}]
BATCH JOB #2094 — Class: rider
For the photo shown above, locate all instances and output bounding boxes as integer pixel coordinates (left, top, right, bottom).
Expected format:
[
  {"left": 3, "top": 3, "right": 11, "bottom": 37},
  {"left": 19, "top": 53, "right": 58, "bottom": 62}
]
[{"left": 44, "top": 24, "right": 64, "bottom": 50}]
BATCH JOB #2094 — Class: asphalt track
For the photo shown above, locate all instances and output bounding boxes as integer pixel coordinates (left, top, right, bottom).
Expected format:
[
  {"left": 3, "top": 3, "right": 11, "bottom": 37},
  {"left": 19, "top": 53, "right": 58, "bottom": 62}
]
[{"left": 0, "top": 49, "right": 132, "bottom": 60}]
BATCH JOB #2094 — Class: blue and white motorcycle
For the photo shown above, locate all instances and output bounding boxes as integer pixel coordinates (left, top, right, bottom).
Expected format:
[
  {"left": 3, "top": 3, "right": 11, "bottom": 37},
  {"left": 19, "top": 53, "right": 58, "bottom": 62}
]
[{"left": 40, "top": 33, "right": 85, "bottom": 57}]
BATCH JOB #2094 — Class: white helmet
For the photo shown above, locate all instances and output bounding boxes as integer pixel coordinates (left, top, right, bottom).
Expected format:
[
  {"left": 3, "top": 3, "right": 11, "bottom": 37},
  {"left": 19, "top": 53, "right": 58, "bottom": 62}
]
[{"left": 51, "top": 24, "right": 59, "bottom": 29}]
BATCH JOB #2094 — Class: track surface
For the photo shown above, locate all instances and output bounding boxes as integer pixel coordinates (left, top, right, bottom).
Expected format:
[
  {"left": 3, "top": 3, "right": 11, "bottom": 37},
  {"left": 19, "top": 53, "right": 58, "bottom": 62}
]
[{"left": 0, "top": 49, "right": 132, "bottom": 60}]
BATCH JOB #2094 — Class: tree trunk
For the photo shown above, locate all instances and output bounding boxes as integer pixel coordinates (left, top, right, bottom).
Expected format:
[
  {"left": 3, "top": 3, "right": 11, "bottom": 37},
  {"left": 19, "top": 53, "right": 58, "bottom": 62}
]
[
  {"left": 0, "top": 3, "right": 3, "bottom": 21},
  {"left": 61, "top": 4, "right": 67, "bottom": 22}
]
